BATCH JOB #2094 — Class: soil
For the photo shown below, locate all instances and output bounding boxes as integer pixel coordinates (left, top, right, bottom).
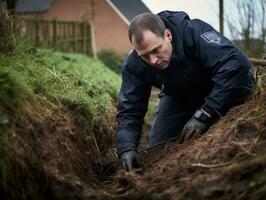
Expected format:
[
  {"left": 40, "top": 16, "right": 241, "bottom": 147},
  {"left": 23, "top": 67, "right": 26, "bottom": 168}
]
[
  {"left": 101, "top": 89, "right": 266, "bottom": 200},
  {"left": 7, "top": 78, "right": 266, "bottom": 199}
]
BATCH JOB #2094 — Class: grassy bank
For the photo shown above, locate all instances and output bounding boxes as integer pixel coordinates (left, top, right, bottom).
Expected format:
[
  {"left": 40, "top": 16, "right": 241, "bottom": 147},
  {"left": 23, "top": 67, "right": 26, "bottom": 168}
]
[{"left": 0, "top": 48, "right": 121, "bottom": 199}]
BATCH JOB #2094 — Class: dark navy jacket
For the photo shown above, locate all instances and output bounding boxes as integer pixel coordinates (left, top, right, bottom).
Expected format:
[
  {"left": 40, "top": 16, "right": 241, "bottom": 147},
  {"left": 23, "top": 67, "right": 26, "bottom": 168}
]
[{"left": 116, "top": 11, "right": 255, "bottom": 154}]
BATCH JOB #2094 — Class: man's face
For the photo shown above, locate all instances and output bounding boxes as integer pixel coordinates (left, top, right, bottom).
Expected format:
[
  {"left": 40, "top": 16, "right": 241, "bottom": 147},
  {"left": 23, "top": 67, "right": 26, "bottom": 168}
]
[{"left": 132, "top": 29, "right": 173, "bottom": 70}]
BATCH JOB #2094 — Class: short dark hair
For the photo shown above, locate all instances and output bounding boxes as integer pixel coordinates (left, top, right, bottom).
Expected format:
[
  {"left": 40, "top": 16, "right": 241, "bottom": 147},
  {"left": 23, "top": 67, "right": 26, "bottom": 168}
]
[{"left": 128, "top": 13, "right": 166, "bottom": 44}]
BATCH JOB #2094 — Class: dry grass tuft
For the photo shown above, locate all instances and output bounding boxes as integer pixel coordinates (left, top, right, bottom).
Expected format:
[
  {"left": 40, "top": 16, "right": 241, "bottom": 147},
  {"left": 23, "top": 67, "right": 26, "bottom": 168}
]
[{"left": 0, "top": 11, "right": 16, "bottom": 54}]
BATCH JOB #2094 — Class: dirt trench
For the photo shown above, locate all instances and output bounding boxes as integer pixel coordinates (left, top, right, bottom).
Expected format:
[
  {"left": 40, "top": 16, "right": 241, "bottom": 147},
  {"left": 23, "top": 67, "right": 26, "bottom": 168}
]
[
  {"left": 6, "top": 82, "right": 266, "bottom": 199},
  {"left": 31, "top": 85, "right": 266, "bottom": 200}
]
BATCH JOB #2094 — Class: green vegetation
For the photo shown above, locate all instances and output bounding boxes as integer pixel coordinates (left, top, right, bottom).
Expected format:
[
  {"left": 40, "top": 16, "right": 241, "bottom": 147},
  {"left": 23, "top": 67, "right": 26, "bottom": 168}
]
[
  {"left": 145, "top": 99, "right": 158, "bottom": 126},
  {"left": 0, "top": 48, "right": 121, "bottom": 199},
  {"left": 0, "top": 49, "right": 120, "bottom": 116},
  {"left": 98, "top": 49, "right": 126, "bottom": 74}
]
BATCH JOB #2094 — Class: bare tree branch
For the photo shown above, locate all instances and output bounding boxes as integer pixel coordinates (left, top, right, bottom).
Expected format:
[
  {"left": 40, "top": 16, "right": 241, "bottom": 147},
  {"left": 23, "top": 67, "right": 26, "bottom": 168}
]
[{"left": 226, "top": 0, "right": 266, "bottom": 57}]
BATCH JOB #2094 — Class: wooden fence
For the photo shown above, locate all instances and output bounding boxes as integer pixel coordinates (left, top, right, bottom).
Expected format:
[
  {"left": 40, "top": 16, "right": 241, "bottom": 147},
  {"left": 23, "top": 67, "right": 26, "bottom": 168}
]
[{"left": 16, "top": 18, "right": 92, "bottom": 56}]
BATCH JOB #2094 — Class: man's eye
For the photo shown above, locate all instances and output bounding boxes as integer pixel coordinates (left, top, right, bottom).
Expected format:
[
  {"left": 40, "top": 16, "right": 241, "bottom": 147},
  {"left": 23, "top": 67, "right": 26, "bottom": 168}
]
[
  {"left": 152, "top": 48, "right": 159, "bottom": 54},
  {"left": 142, "top": 55, "right": 149, "bottom": 60}
]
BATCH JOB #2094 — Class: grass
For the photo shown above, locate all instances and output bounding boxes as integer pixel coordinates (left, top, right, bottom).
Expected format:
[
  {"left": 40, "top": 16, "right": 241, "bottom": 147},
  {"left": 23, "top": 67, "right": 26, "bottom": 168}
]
[
  {"left": 98, "top": 49, "right": 126, "bottom": 74},
  {"left": 1, "top": 48, "right": 120, "bottom": 113},
  {"left": 0, "top": 47, "right": 121, "bottom": 152},
  {"left": 0, "top": 48, "right": 121, "bottom": 199}
]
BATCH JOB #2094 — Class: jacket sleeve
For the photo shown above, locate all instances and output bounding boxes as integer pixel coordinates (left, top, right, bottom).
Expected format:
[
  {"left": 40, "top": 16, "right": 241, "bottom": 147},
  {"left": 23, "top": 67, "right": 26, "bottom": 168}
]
[
  {"left": 183, "top": 19, "right": 255, "bottom": 116},
  {"left": 116, "top": 54, "right": 151, "bottom": 155}
]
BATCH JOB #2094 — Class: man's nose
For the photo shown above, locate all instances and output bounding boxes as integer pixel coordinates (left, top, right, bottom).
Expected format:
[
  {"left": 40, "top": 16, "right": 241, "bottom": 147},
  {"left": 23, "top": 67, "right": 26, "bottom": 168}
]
[{"left": 149, "top": 55, "right": 158, "bottom": 64}]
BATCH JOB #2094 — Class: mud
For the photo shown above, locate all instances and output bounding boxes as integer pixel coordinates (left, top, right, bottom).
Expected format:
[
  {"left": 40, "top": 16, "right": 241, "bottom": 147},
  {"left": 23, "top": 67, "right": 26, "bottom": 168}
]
[
  {"left": 97, "top": 88, "right": 266, "bottom": 200},
  {"left": 7, "top": 82, "right": 266, "bottom": 200}
]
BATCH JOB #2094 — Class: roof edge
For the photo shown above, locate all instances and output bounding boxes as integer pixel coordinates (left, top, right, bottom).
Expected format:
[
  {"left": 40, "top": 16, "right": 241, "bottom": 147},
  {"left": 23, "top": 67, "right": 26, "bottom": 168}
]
[
  {"left": 16, "top": 0, "right": 55, "bottom": 13},
  {"left": 105, "top": 0, "right": 130, "bottom": 25}
]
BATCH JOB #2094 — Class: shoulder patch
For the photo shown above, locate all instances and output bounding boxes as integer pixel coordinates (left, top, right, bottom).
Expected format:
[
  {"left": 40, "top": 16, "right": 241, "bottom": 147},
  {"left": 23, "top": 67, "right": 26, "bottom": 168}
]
[{"left": 200, "top": 31, "right": 221, "bottom": 45}]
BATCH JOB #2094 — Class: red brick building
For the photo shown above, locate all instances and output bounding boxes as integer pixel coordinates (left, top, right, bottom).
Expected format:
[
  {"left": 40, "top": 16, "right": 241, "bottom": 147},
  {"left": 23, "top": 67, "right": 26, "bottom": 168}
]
[{"left": 15, "top": 0, "right": 151, "bottom": 54}]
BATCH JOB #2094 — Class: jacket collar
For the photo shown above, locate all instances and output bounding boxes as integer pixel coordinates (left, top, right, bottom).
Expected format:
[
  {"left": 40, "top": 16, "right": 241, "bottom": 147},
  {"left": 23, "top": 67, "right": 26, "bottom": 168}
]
[{"left": 160, "top": 17, "right": 185, "bottom": 65}]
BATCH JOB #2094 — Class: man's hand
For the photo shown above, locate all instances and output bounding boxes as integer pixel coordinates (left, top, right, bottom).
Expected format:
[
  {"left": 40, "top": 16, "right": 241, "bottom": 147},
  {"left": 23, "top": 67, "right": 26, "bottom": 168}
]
[
  {"left": 119, "top": 150, "right": 139, "bottom": 171},
  {"left": 179, "top": 117, "right": 207, "bottom": 143}
]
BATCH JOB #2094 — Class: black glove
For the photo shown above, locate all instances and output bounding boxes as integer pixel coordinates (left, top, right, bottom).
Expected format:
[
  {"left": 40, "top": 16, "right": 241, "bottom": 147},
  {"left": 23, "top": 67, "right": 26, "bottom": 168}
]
[
  {"left": 119, "top": 150, "right": 139, "bottom": 171},
  {"left": 179, "top": 117, "right": 207, "bottom": 143},
  {"left": 180, "top": 108, "right": 216, "bottom": 143}
]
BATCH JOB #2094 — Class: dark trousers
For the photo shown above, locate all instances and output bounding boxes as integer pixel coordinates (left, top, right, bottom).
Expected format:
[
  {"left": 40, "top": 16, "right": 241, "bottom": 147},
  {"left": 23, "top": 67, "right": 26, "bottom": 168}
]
[
  {"left": 148, "top": 85, "right": 254, "bottom": 147},
  {"left": 149, "top": 94, "right": 195, "bottom": 146}
]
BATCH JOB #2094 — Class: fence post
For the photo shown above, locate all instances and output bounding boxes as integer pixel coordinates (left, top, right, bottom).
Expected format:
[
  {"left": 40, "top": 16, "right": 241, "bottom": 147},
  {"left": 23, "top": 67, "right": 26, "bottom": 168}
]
[
  {"left": 58, "top": 22, "right": 62, "bottom": 51},
  {"left": 63, "top": 21, "right": 67, "bottom": 51},
  {"left": 72, "top": 22, "right": 76, "bottom": 52},
  {"left": 53, "top": 20, "right": 57, "bottom": 49},
  {"left": 82, "top": 22, "right": 86, "bottom": 54},
  {"left": 47, "top": 20, "right": 50, "bottom": 47},
  {"left": 87, "top": 24, "right": 92, "bottom": 56},
  {"left": 35, "top": 19, "right": 40, "bottom": 46}
]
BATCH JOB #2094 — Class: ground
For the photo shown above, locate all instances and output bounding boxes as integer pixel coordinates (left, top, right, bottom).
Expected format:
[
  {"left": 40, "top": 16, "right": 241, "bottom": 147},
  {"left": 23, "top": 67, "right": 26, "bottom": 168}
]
[
  {"left": 103, "top": 86, "right": 266, "bottom": 200},
  {"left": 39, "top": 73, "right": 266, "bottom": 200},
  {"left": 1, "top": 50, "right": 265, "bottom": 199}
]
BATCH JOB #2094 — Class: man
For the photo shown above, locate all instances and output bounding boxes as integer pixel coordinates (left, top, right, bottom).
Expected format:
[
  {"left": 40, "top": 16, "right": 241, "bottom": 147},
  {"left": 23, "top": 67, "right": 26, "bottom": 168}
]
[{"left": 116, "top": 11, "right": 255, "bottom": 171}]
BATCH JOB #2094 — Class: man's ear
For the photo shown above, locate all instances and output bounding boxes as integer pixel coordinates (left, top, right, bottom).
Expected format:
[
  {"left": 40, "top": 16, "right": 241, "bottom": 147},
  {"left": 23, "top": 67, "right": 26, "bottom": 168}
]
[{"left": 165, "top": 29, "right": 172, "bottom": 42}]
